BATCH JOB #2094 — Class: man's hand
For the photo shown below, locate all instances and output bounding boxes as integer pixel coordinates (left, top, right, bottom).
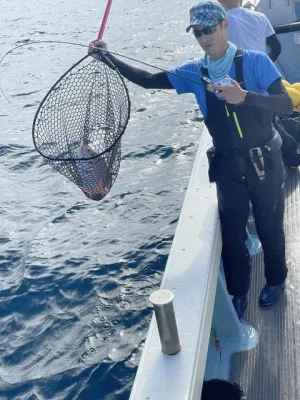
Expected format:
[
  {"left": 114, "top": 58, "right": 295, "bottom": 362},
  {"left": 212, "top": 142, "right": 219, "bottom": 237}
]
[
  {"left": 88, "top": 40, "right": 108, "bottom": 60},
  {"left": 207, "top": 78, "right": 248, "bottom": 105}
]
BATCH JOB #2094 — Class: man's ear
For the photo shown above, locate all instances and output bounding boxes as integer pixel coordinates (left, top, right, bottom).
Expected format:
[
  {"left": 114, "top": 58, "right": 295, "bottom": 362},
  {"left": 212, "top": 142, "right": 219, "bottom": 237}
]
[{"left": 223, "top": 18, "right": 229, "bottom": 30}]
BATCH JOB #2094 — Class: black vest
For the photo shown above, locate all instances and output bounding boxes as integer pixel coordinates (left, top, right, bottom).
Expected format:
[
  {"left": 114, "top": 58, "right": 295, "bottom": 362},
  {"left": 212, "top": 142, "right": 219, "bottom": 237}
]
[{"left": 203, "top": 50, "right": 274, "bottom": 152}]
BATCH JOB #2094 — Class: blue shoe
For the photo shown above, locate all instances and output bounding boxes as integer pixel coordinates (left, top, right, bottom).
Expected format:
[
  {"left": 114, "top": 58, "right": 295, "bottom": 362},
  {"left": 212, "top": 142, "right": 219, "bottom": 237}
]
[
  {"left": 259, "top": 282, "right": 285, "bottom": 307},
  {"left": 232, "top": 296, "right": 248, "bottom": 319}
]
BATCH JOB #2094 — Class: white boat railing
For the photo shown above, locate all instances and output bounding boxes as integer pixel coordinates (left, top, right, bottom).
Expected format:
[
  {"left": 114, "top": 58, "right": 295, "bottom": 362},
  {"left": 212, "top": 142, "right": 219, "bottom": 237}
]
[{"left": 129, "top": 126, "right": 258, "bottom": 400}]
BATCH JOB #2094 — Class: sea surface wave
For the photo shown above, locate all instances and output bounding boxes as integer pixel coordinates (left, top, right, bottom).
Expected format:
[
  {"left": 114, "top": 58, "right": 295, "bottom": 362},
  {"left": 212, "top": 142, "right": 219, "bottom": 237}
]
[{"left": 0, "top": 0, "right": 204, "bottom": 398}]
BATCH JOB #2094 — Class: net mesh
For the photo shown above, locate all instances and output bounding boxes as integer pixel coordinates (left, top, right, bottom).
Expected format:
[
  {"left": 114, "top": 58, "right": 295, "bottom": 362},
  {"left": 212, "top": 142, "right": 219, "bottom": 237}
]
[{"left": 32, "top": 55, "right": 130, "bottom": 200}]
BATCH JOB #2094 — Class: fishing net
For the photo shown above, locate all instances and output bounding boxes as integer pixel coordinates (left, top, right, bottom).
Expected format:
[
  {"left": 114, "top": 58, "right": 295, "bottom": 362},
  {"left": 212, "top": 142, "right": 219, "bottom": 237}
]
[{"left": 32, "top": 54, "right": 130, "bottom": 201}]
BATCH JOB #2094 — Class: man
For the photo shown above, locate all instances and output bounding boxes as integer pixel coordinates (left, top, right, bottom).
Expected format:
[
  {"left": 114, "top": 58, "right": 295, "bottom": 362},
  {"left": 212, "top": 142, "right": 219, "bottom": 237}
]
[
  {"left": 219, "top": 0, "right": 282, "bottom": 61},
  {"left": 89, "top": 1, "right": 292, "bottom": 318},
  {"left": 219, "top": 0, "right": 300, "bottom": 168}
]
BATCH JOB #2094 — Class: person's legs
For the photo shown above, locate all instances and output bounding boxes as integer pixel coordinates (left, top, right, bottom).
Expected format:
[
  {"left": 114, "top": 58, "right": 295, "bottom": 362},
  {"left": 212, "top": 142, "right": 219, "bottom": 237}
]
[
  {"left": 217, "top": 175, "right": 251, "bottom": 297},
  {"left": 250, "top": 150, "right": 287, "bottom": 285},
  {"left": 249, "top": 150, "right": 287, "bottom": 305}
]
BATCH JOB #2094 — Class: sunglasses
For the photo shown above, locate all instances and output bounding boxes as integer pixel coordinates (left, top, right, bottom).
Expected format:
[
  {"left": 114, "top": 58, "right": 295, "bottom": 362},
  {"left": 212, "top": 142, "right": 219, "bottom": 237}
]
[{"left": 192, "top": 23, "right": 220, "bottom": 38}]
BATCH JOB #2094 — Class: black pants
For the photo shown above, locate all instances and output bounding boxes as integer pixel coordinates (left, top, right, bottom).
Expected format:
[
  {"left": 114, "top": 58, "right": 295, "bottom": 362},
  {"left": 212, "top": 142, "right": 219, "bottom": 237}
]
[{"left": 215, "top": 149, "right": 287, "bottom": 296}]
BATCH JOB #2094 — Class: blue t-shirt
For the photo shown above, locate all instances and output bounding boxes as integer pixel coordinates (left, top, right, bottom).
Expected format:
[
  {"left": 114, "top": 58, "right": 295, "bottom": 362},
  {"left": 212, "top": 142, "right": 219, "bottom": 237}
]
[{"left": 167, "top": 50, "right": 282, "bottom": 119}]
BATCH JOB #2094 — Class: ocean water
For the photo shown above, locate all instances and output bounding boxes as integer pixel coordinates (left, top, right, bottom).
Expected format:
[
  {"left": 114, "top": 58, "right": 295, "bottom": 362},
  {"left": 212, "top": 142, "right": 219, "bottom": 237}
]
[{"left": 0, "top": 0, "right": 204, "bottom": 398}]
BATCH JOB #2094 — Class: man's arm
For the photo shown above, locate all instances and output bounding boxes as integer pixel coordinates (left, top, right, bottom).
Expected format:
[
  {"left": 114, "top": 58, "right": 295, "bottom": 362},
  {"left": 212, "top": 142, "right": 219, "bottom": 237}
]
[
  {"left": 106, "top": 54, "right": 174, "bottom": 89},
  {"left": 209, "top": 77, "right": 293, "bottom": 115},
  {"left": 245, "top": 78, "right": 293, "bottom": 115},
  {"left": 88, "top": 40, "right": 173, "bottom": 90},
  {"left": 266, "top": 34, "right": 282, "bottom": 62}
]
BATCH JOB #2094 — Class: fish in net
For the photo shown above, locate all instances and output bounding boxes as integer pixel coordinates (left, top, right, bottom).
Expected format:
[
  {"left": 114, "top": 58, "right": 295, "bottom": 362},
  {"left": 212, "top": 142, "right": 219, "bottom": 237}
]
[{"left": 32, "top": 54, "right": 130, "bottom": 201}]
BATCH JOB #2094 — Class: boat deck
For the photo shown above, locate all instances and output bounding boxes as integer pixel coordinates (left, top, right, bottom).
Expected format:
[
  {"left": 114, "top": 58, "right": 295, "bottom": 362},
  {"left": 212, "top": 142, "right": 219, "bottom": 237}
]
[{"left": 231, "top": 166, "right": 300, "bottom": 400}]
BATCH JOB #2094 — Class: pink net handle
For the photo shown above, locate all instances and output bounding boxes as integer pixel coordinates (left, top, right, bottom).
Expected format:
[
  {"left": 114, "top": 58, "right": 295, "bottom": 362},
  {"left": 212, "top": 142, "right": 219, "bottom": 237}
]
[{"left": 97, "top": 0, "right": 113, "bottom": 40}]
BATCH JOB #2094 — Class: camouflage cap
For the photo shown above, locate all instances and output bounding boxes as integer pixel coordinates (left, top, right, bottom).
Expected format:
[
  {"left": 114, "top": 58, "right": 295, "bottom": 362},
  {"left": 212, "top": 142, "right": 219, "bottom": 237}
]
[{"left": 186, "top": 1, "right": 227, "bottom": 32}]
